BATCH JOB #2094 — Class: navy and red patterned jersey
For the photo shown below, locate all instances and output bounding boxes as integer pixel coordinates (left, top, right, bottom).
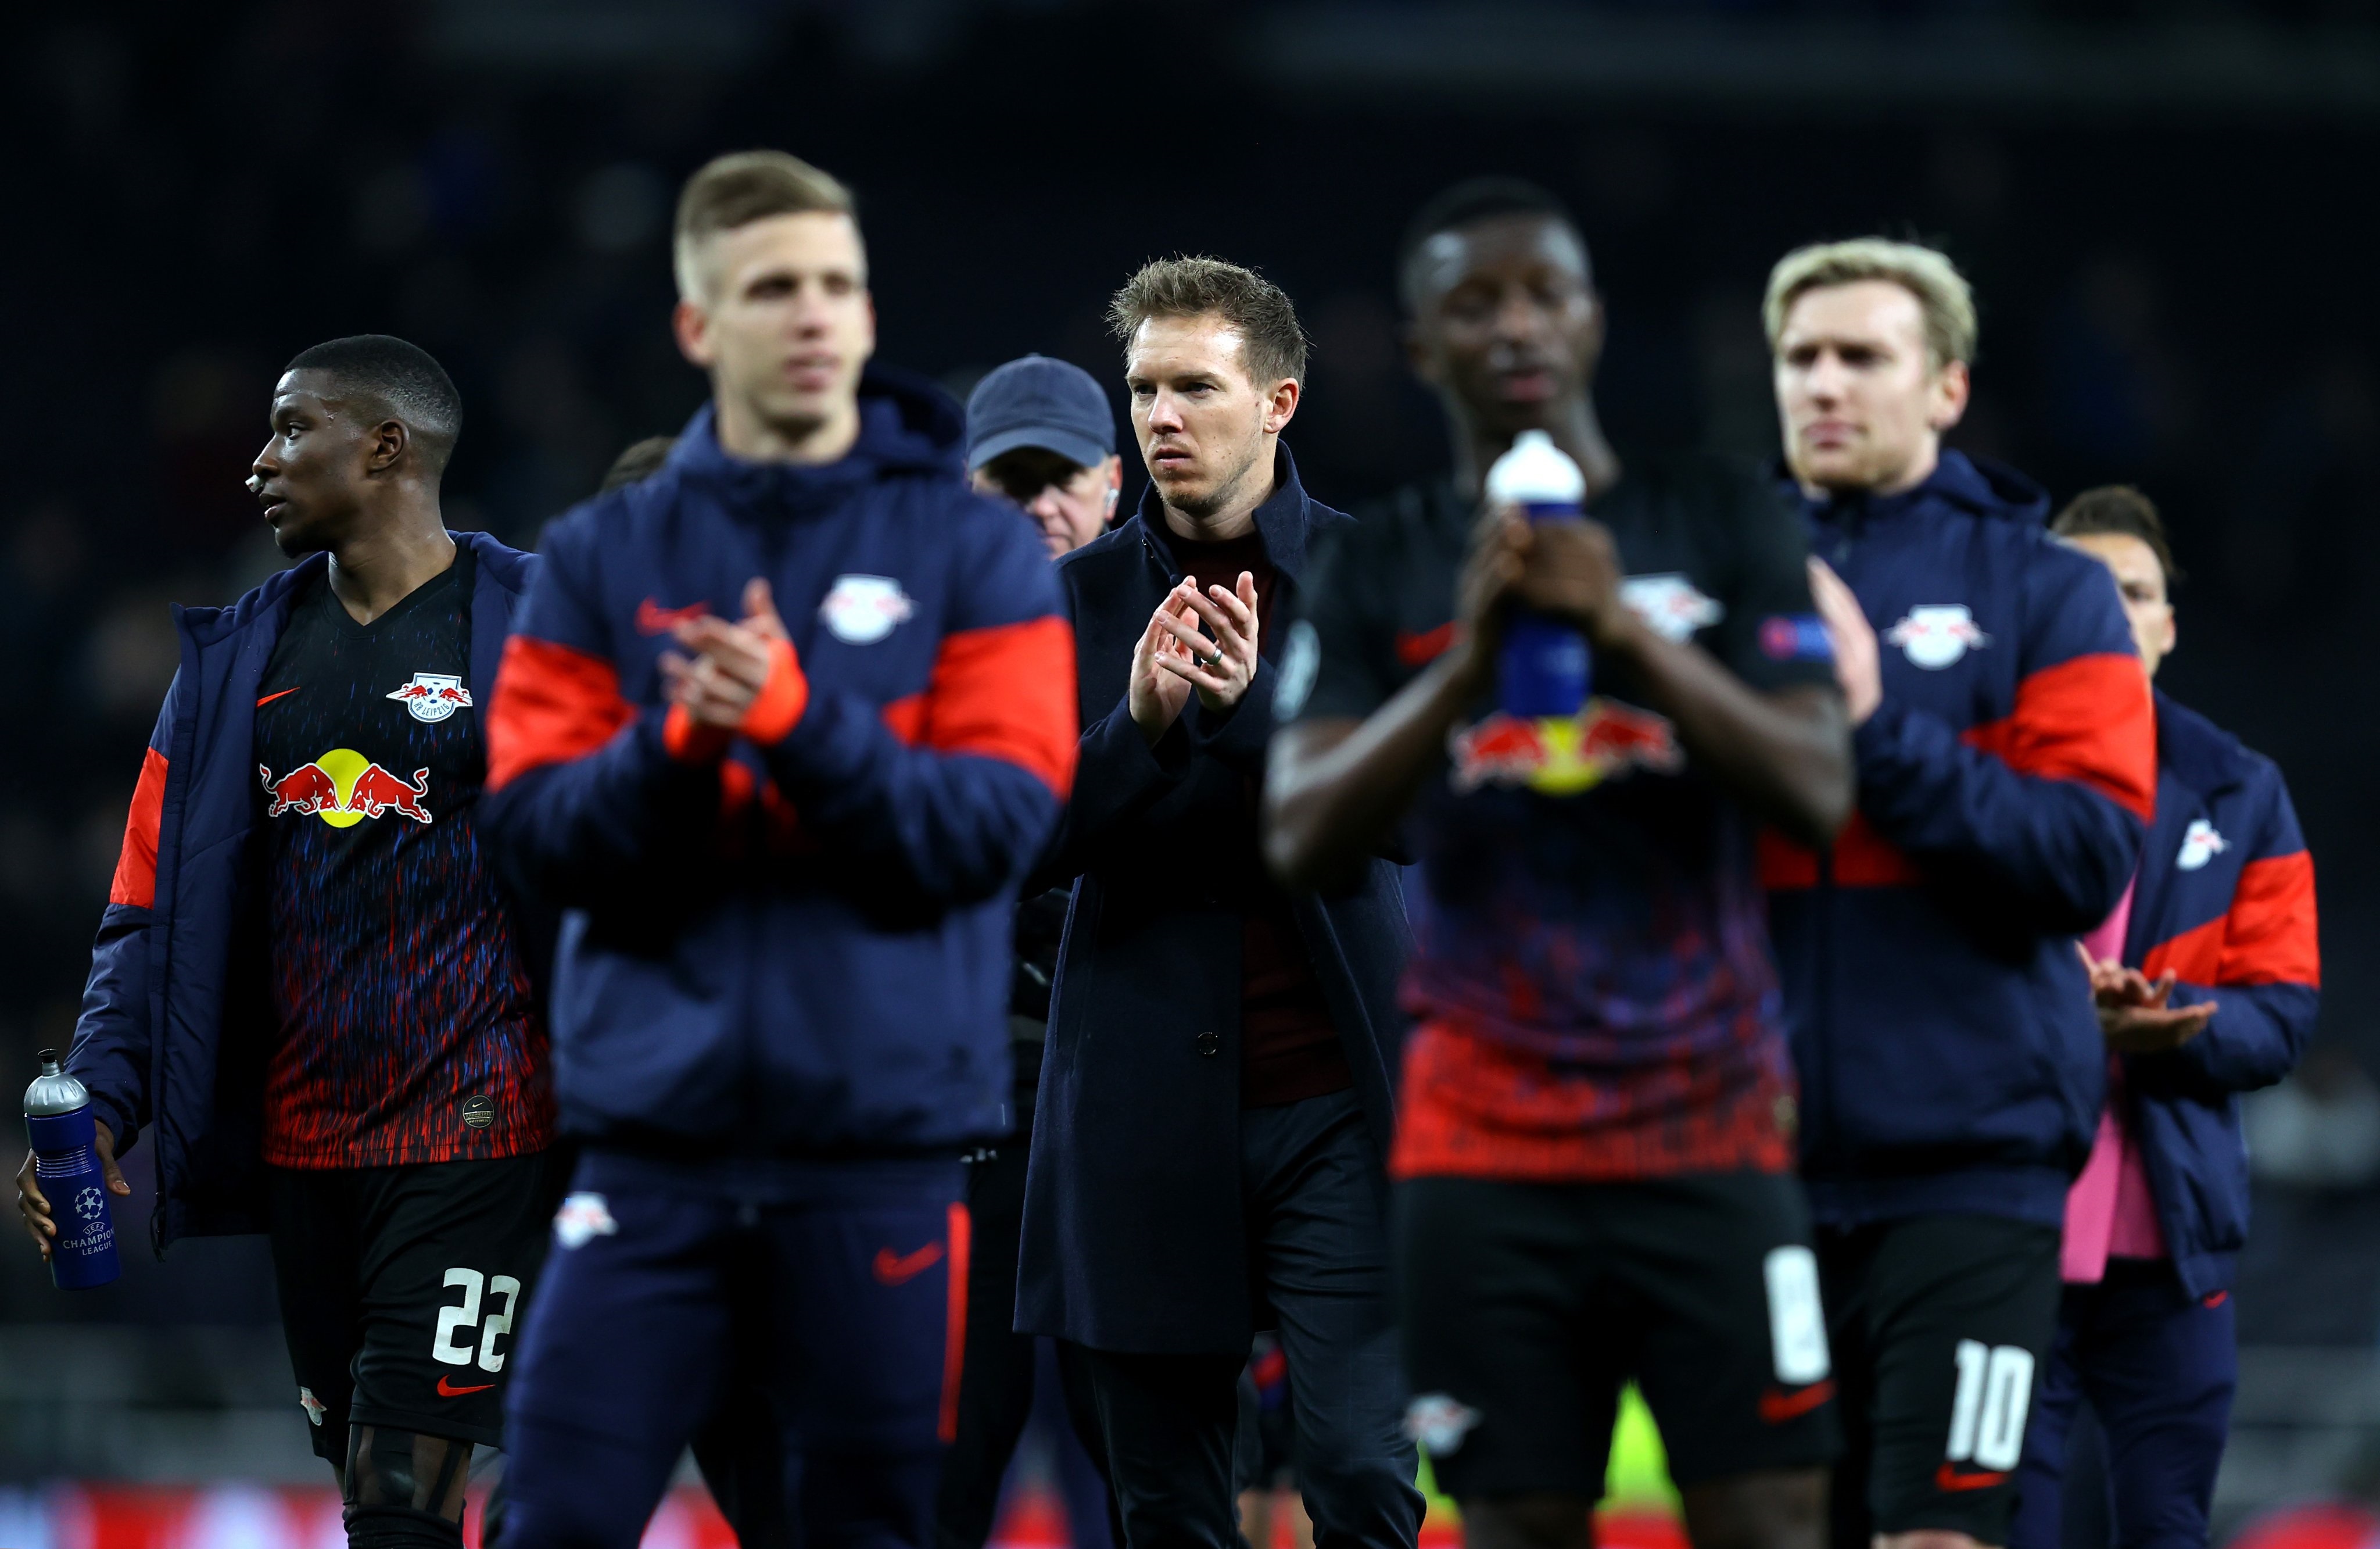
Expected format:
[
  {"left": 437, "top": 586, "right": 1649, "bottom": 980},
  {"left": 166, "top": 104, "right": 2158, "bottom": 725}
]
[
  {"left": 252, "top": 550, "right": 551, "bottom": 1168},
  {"left": 1284, "top": 462, "right": 1837, "bottom": 1182}
]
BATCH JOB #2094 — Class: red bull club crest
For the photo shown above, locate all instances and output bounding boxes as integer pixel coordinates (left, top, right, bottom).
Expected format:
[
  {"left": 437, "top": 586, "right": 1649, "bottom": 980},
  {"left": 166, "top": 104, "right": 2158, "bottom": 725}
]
[
  {"left": 1884, "top": 604, "right": 1991, "bottom": 668},
  {"left": 260, "top": 750, "right": 433, "bottom": 825},
  {"left": 385, "top": 671, "right": 474, "bottom": 723},
  {"left": 1449, "top": 699, "right": 1682, "bottom": 795}
]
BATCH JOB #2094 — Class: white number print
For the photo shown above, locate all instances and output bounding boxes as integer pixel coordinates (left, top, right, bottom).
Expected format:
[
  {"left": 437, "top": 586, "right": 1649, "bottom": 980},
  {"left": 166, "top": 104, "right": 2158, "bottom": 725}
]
[
  {"left": 1763, "top": 1246, "right": 1832, "bottom": 1384},
  {"left": 432, "top": 1268, "right": 522, "bottom": 1372},
  {"left": 1945, "top": 1339, "right": 2035, "bottom": 1472}
]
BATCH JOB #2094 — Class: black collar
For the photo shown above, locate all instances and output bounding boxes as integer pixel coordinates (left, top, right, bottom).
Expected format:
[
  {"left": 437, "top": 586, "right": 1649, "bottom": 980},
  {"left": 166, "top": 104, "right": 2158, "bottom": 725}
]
[{"left": 1134, "top": 443, "right": 1314, "bottom": 584}]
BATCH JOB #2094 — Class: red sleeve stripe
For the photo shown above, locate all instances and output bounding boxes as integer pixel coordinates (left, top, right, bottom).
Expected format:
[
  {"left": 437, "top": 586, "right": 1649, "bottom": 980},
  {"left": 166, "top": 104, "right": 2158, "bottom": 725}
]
[
  {"left": 1832, "top": 811, "right": 1923, "bottom": 886},
  {"left": 901, "top": 616, "right": 1079, "bottom": 797},
  {"left": 2139, "top": 850, "right": 2320, "bottom": 990},
  {"left": 108, "top": 747, "right": 168, "bottom": 910},
  {"left": 485, "top": 635, "right": 637, "bottom": 793},
  {"left": 881, "top": 693, "right": 927, "bottom": 745},
  {"left": 2221, "top": 850, "right": 2320, "bottom": 987},
  {"left": 2139, "top": 914, "right": 2223, "bottom": 988},
  {"left": 1960, "top": 653, "right": 2157, "bottom": 822},
  {"left": 1759, "top": 811, "right": 1922, "bottom": 892}
]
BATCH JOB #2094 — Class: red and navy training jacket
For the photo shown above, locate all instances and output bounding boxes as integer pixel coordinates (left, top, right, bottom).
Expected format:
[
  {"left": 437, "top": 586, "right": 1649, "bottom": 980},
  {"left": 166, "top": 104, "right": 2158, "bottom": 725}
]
[
  {"left": 480, "top": 371, "right": 1077, "bottom": 1156},
  {"left": 1764, "top": 452, "right": 2157, "bottom": 1228},
  {"left": 2121, "top": 691, "right": 2318, "bottom": 1297}
]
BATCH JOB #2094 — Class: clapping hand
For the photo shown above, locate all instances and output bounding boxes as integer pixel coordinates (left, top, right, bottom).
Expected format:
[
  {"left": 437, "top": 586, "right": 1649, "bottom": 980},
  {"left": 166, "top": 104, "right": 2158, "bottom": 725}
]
[
  {"left": 2077, "top": 942, "right": 2214, "bottom": 1054},
  {"left": 1153, "top": 573, "right": 1262, "bottom": 713}
]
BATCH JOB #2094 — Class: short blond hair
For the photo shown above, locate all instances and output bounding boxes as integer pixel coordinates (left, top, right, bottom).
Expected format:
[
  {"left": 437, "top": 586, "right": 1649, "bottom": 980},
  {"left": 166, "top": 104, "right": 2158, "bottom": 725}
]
[
  {"left": 1762, "top": 238, "right": 1977, "bottom": 370},
  {"left": 673, "top": 150, "right": 858, "bottom": 301}
]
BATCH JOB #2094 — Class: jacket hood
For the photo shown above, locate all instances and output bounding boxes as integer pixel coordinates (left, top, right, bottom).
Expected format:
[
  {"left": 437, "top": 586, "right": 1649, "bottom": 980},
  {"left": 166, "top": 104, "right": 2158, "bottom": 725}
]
[
  {"left": 668, "top": 364, "right": 966, "bottom": 504},
  {"left": 1794, "top": 449, "right": 2052, "bottom": 531},
  {"left": 2155, "top": 688, "right": 2256, "bottom": 796}
]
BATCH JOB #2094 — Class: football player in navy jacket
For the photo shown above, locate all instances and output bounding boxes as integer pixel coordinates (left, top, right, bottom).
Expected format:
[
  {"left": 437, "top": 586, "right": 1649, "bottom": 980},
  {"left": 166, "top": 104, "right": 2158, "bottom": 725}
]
[
  {"left": 2009, "top": 487, "right": 2318, "bottom": 1549},
  {"left": 17, "top": 337, "right": 555, "bottom": 1549},
  {"left": 1761, "top": 241, "right": 2158, "bottom": 1549},
  {"left": 481, "top": 152, "right": 1077, "bottom": 1549}
]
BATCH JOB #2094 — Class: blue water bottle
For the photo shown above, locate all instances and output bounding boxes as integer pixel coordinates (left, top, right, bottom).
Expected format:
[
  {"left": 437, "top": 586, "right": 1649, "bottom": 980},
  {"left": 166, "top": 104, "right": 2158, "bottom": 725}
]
[
  {"left": 24, "top": 1048, "right": 120, "bottom": 1289},
  {"left": 1488, "top": 430, "right": 1592, "bottom": 717}
]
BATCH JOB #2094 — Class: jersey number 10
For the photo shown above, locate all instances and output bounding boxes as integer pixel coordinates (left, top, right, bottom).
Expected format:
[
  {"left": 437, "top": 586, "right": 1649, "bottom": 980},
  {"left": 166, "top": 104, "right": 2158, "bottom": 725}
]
[{"left": 1946, "top": 1339, "right": 2035, "bottom": 1472}]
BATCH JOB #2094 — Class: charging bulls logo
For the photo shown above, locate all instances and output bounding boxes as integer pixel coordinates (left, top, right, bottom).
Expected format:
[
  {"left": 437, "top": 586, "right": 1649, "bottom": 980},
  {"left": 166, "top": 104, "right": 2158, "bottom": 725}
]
[
  {"left": 386, "top": 672, "right": 472, "bottom": 723},
  {"left": 1885, "top": 605, "right": 1991, "bottom": 668},
  {"left": 261, "top": 750, "right": 432, "bottom": 825},
  {"left": 1621, "top": 573, "right": 1725, "bottom": 643},
  {"left": 1450, "top": 699, "right": 1682, "bottom": 796},
  {"left": 820, "top": 574, "right": 915, "bottom": 644},
  {"left": 554, "top": 1192, "right": 620, "bottom": 1250},
  {"left": 2177, "top": 818, "right": 2229, "bottom": 871}
]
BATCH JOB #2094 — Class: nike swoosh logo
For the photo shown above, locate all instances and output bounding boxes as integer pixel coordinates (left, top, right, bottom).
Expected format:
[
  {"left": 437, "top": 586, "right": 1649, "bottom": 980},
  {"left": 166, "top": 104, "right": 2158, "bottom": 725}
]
[
  {"left": 2203, "top": 1290, "right": 2230, "bottom": 1308},
  {"left": 256, "top": 688, "right": 300, "bottom": 708},
  {"left": 1934, "top": 1461, "right": 2010, "bottom": 1492},
  {"left": 1395, "top": 623, "right": 1457, "bottom": 667},
  {"left": 1758, "top": 1379, "right": 1835, "bottom": 1423},
  {"left": 872, "top": 1242, "right": 945, "bottom": 1285},
  {"left": 436, "top": 1375, "right": 496, "bottom": 1397},
  {"left": 636, "top": 598, "right": 711, "bottom": 635}
]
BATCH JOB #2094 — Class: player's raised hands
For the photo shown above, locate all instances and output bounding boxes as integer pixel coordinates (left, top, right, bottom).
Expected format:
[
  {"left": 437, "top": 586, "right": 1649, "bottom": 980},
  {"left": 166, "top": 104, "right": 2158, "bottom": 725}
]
[
  {"left": 2076, "top": 943, "right": 2214, "bottom": 1053},
  {"left": 1807, "top": 557, "right": 1880, "bottom": 725},
  {"left": 1500, "top": 506, "right": 1635, "bottom": 652},
  {"left": 662, "top": 578, "right": 795, "bottom": 730},
  {"left": 1128, "top": 586, "right": 1199, "bottom": 743},
  {"left": 1453, "top": 506, "right": 1526, "bottom": 675},
  {"left": 1153, "top": 572, "right": 1262, "bottom": 713}
]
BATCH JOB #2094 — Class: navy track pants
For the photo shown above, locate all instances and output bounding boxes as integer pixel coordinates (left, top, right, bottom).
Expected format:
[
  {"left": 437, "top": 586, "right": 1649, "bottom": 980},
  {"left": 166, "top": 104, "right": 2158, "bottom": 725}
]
[{"left": 500, "top": 1150, "right": 965, "bottom": 1549}]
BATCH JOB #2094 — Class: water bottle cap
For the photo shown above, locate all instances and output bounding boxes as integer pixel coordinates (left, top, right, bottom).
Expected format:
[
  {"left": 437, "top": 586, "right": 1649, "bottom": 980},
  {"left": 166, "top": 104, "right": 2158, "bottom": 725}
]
[
  {"left": 1485, "top": 430, "right": 1586, "bottom": 506},
  {"left": 25, "top": 1051, "right": 89, "bottom": 1117}
]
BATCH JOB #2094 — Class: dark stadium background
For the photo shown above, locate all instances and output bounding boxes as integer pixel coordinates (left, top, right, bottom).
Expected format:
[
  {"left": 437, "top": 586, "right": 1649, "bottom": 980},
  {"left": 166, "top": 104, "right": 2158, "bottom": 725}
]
[{"left": 8, "top": 0, "right": 2380, "bottom": 1539}]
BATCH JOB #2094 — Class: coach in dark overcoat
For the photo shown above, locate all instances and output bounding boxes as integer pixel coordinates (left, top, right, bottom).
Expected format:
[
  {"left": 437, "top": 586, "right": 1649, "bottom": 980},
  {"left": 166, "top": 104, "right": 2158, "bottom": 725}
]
[{"left": 1017, "top": 442, "right": 1416, "bottom": 1547}]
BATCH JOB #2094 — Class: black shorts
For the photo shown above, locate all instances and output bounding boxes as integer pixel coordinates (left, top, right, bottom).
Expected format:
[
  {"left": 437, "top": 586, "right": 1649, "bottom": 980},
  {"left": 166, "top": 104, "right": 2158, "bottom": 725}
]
[
  {"left": 1397, "top": 1171, "right": 1841, "bottom": 1500},
  {"left": 268, "top": 1150, "right": 567, "bottom": 1459},
  {"left": 1817, "top": 1213, "right": 2062, "bottom": 1548}
]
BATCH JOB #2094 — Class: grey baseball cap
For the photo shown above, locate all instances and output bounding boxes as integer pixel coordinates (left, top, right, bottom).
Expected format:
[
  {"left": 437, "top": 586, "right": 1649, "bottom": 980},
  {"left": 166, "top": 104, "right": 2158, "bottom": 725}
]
[{"left": 965, "top": 355, "right": 1116, "bottom": 472}]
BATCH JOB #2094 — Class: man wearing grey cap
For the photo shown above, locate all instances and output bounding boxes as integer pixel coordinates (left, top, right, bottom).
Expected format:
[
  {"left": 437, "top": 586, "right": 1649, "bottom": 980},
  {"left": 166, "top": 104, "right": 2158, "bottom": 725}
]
[
  {"left": 937, "top": 353, "right": 1124, "bottom": 1549},
  {"left": 967, "top": 353, "right": 1123, "bottom": 559}
]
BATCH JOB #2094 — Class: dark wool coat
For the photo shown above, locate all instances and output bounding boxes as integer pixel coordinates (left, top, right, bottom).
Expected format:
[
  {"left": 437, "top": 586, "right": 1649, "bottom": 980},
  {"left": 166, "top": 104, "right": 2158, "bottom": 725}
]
[{"left": 1016, "top": 446, "right": 1410, "bottom": 1355}]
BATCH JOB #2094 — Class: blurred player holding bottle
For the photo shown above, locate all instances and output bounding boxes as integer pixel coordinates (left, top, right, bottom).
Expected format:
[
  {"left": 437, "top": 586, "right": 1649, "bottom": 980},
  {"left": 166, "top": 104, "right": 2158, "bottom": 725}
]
[{"left": 1265, "top": 178, "right": 1852, "bottom": 1549}]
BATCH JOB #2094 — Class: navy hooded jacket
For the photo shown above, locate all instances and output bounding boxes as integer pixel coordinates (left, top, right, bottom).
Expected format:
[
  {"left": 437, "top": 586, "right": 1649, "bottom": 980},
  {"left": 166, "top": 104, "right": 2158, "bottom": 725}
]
[
  {"left": 1764, "top": 452, "right": 2158, "bottom": 1229},
  {"left": 66, "top": 533, "right": 538, "bottom": 1251},
  {"left": 2119, "top": 691, "right": 2319, "bottom": 1297},
  {"left": 479, "top": 371, "right": 1077, "bottom": 1157},
  {"left": 1016, "top": 448, "right": 1411, "bottom": 1356}
]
